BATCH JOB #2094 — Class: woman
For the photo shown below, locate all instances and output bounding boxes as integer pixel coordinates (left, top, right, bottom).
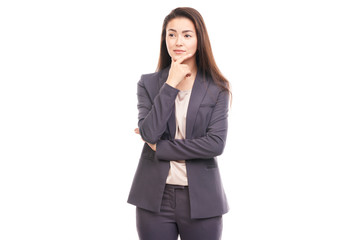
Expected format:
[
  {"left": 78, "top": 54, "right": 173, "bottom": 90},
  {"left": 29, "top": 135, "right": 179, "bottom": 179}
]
[{"left": 128, "top": 7, "right": 231, "bottom": 240}]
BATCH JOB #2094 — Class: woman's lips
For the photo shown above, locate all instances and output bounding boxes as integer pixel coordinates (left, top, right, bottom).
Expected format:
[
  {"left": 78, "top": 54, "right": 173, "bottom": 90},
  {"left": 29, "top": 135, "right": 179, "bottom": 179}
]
[{"left": 174, "top": 50, "right": 186, "bottom": 54}]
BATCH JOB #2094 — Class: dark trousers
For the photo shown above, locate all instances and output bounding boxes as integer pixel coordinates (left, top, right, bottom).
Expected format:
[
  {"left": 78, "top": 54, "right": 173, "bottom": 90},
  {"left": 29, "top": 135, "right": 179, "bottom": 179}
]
[{"left": 136, "top": 184, "right": 223, "bottom": 240}]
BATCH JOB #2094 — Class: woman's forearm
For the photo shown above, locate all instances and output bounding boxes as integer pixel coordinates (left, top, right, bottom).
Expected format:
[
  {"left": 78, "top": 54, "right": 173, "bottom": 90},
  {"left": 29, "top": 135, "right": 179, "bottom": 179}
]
[{"left": 137, "top": 77, "right": 179, "bottom": 144}]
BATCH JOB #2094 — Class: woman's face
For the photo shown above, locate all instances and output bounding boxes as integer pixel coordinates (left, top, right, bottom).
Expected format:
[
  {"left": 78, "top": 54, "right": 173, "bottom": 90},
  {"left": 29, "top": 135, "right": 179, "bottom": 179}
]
[{"left": 166, "top": 17, "right": 198, "bottom": 61}]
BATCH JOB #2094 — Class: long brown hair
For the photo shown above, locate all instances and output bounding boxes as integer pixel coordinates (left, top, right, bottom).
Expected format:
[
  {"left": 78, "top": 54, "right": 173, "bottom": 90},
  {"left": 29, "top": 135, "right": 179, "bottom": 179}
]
[{"left": 157, "top": 7, "right": 231, "bottom": 94}]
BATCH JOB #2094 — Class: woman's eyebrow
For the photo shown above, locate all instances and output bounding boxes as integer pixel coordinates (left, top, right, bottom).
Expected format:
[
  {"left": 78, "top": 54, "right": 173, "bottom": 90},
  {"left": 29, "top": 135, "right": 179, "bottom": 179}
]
[{"left": 168, "top": 29, "right": 194, "bottom": 33}]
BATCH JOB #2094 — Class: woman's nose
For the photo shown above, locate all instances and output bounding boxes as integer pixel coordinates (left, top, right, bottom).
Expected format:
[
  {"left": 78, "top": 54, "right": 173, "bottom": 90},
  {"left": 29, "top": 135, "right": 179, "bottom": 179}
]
[{"left": 176, "top": 37, "right": 183, "bottom": 46}]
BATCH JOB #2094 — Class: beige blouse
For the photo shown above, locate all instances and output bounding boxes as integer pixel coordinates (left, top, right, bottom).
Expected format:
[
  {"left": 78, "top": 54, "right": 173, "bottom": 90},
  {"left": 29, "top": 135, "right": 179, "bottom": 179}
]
[{"left": 165, "top": 89, "right": 192, "bottom": 186}]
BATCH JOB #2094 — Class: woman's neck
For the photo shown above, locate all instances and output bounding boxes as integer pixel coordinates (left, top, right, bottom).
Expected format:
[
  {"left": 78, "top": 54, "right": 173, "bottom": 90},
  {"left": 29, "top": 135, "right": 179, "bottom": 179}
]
[{"left": 184, "top": 57, "right": 197, "bottom": 76}]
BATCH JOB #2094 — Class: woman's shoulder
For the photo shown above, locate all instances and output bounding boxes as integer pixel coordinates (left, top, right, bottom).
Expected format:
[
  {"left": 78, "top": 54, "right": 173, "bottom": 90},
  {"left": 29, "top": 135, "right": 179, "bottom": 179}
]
[
  {"left": 139, "top": 67, "right": 169, "bottom": 85},
  {"left": 205, "top": 75, "right": 228, "bottom": 95}
]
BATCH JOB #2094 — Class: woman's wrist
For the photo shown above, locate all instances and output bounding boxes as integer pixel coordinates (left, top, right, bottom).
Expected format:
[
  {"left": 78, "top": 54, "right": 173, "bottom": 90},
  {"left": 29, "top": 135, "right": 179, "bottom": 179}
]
[{"left": 165, "top": 78, "right": 179, "bottom": 88}]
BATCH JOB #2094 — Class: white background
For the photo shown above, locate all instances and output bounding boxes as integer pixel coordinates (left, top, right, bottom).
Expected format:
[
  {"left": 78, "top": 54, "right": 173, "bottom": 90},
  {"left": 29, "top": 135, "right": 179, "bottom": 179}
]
[{"left": 1, "top": 0, "right": 359, "bottom": 239}]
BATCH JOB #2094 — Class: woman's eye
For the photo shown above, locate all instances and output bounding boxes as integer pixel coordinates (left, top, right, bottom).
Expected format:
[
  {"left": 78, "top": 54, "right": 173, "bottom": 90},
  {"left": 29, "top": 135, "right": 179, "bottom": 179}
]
[
  {"left": 185, "top": 34, "right": 191, "bottom": 38},
  {"left": 168, "top": 33, "right": 175, "bottom": 37}
]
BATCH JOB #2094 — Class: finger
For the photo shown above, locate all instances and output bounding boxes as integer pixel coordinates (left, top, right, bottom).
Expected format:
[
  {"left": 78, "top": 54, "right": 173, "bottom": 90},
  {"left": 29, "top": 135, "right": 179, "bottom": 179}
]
[
  {"left": 176, "top": 53, "right": 193, "bottom": 64},
  {"left": 134, "top": 128, "right": 140, "bottom": 134},
  {"left": 172, "top": 53, "right": 192, "bottom": 64},
  {"left": 171, "top": 56, "right": 180, "bottom": 63}
]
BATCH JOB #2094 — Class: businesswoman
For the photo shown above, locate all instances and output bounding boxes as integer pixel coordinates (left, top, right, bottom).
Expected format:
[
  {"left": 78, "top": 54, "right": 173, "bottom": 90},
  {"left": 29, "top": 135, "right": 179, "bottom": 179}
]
[{"left": 128, "top": 7, "right": 231, "bottom": 240}]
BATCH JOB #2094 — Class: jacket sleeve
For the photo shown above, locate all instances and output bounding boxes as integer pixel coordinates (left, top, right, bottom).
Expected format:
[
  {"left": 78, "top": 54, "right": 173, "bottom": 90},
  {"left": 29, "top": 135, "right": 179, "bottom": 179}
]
[
  {"left": 155, "top": 89, "right": 229, "bottom": 160},
  {"left": 137, "top": 75, "right": 179, "bottom": 144}
]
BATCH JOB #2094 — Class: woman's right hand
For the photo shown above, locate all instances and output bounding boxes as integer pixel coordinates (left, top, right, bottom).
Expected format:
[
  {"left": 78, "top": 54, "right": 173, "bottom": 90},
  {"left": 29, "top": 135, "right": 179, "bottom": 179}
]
[{"left": 166, "top": 54, "right": 193, "bottom": 88}]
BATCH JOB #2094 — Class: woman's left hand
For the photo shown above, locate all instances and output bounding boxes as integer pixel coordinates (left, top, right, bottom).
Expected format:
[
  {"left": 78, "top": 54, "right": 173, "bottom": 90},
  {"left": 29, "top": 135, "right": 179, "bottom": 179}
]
[{"left": 134, "top": 128, "right": 157, "bottom": 151}]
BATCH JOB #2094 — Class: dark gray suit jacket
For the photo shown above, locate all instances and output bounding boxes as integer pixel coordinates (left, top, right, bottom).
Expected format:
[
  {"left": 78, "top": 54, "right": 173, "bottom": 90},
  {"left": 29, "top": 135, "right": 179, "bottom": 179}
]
[{"left": 127, "top": 67, "right": 229, "bottom": 219}]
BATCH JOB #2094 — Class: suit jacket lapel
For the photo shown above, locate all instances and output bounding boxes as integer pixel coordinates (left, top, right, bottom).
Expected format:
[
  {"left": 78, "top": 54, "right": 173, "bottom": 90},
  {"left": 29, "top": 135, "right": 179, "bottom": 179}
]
[
  {"left": 186, "top": 72, "right": 208, "bottom": 139},
  {"left": 168, "top": 109, "right": 176, "bottom": 139}
]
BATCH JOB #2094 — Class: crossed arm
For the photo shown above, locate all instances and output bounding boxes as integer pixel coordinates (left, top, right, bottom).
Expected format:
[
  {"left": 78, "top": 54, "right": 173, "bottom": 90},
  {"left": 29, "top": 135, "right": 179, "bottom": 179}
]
[
  {"left": 135, "top": 77, "right": 229, "bottom": 161},
  {"left": 134, "top": 127, "right": 157, "bottom": 151}
]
